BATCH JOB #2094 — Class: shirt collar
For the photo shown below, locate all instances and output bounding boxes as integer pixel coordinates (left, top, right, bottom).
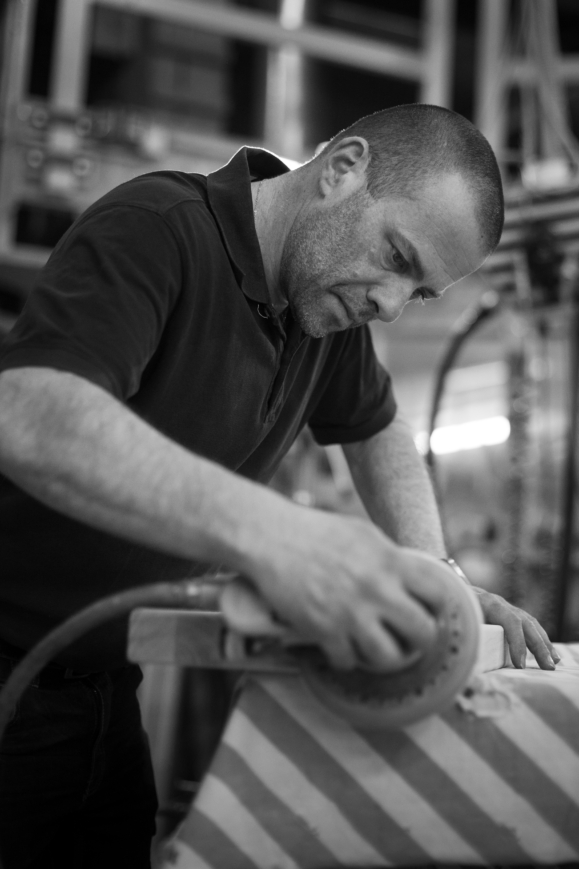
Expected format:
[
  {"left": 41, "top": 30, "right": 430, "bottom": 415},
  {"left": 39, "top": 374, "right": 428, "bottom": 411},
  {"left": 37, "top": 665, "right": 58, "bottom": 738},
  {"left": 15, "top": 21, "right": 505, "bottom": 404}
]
[{"left": 206, "top": 147, "right": 291, "bottom": 315}]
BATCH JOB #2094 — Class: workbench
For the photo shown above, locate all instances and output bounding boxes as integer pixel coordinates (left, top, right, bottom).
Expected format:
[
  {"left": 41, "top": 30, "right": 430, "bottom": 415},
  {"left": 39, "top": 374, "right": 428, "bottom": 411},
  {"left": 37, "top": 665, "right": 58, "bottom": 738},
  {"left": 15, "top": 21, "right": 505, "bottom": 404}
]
[{"left": 131, "top": 616, "right": 579, "bottom": 869}]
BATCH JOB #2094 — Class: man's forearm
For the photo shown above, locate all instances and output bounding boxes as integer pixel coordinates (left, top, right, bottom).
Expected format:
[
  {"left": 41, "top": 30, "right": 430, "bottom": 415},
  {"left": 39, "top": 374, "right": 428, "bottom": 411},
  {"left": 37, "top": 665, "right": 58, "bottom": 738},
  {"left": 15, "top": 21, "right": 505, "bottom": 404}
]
[
  {"left": 342, "top": 418, "right": 565, "bottom": 671},
  {"left": 0, "top": 367, "right": 289, "bottom": 576},
  {"left": 342, "top": 415, "right": 446, "bottom": 556}
]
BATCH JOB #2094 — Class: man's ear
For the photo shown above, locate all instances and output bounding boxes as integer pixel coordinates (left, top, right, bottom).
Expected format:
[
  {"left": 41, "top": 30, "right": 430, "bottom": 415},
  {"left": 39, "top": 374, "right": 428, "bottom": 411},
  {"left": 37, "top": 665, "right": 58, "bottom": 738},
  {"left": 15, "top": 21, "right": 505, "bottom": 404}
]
[{"left": 319, "top": 137, "right": 370, "bottom": 198}]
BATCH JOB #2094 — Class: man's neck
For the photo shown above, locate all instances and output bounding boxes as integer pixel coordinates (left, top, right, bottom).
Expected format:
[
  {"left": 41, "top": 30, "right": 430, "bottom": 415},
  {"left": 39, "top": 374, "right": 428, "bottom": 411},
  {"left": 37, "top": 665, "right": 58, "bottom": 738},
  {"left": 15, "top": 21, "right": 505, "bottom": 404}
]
[{"left": 251, "top": 168, "right": 314, "bottom": 304}]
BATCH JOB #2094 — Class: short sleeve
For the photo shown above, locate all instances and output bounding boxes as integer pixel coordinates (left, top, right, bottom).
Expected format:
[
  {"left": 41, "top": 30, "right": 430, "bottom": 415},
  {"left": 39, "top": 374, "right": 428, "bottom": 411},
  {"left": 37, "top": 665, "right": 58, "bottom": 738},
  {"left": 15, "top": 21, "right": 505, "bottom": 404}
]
[
  {"left": 308, "top": 325, "right": 397, "bottom": 445},
  {"left": 0, "top": 203, "right": 183, "bottom": 400}
]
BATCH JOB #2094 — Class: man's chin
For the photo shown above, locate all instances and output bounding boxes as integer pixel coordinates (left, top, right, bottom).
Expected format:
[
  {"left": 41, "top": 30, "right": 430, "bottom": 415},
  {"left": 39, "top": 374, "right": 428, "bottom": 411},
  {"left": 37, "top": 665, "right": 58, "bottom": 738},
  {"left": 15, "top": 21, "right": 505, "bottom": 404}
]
[
  {"left": 301, "top": 317, "right": 326, "bottom": 338},
  {"left": 293, "top": 305, "right": 347, "bottom": 339},
  {"left": 291, "top": 306, "right": 323, "bottom": 338},
  {"left": 298, "top": 319, "right": 344, "bottom": 339}
]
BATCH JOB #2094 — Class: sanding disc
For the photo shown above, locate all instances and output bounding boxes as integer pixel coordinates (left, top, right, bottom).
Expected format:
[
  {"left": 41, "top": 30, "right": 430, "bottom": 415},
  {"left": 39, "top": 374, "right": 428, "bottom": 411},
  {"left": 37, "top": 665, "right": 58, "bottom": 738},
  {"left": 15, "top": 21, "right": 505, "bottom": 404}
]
[{"left": 301, "top": 570, "right": 483, "bottom": 730}]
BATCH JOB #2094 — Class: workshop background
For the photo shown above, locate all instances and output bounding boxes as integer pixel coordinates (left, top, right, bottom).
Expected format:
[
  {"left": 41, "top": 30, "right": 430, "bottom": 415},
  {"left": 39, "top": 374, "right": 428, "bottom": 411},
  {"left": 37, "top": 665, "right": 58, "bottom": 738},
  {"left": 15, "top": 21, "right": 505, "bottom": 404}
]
[{"left": 1, "top": 0, "right": 579, "bottom": 845}]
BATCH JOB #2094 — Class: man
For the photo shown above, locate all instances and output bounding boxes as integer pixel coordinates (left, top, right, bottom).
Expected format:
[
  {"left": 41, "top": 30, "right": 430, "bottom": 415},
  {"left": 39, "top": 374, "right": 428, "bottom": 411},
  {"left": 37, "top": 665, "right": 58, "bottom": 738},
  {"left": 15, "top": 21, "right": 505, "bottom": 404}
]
[{"left": 0, "top": 105, "right": 558, "bottom": 867}]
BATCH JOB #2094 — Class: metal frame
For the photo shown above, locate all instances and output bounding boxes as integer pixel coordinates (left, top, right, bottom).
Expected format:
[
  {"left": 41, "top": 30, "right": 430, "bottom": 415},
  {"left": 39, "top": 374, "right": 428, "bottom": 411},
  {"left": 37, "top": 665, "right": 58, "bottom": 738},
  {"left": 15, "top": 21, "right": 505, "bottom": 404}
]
[
  {"left": 0, "top": 0, "right": 38, "bottom": 261},
  {"left": 0, "top": 0, "right": 36, "bottom": 122},
  {"left": 47, "top": 0, "right": 455, "bottom": 119},
  {"left": 264, "top": 0, "right": 307, "bottom": 159},
  {"left": 475, "top": 0, "right": 579, "bottom": 164},
  {"left": 50, "top": 0, "right": 94, "bottom": 114},
  {"left": 422, "top": 0, "right": 455, "bottom": 109},
  {"left": 475, "top": 0, "right": 509, "bottom": 157}
]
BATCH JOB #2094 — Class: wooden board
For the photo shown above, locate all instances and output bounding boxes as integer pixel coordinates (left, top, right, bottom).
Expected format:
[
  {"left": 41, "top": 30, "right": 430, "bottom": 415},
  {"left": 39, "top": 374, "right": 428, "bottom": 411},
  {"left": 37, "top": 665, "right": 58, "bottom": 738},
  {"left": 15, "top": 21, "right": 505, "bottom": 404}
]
[
  {"left": 478, "top": 623, "right": 509, "bottom": 672},
  {"left": 128, "top": 608, "right": 509, "bottom": 672}
]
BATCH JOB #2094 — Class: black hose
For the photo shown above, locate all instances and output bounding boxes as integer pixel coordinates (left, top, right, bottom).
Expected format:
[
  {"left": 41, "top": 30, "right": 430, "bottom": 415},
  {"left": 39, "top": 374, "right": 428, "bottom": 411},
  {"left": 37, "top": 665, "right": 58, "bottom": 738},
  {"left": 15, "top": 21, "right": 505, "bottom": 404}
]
[
  {"left": 0, "top": 579, "right": 222, "bottom": 746},
  {"left": 425, "top": 290, "right": 502, "bottom": 472}
]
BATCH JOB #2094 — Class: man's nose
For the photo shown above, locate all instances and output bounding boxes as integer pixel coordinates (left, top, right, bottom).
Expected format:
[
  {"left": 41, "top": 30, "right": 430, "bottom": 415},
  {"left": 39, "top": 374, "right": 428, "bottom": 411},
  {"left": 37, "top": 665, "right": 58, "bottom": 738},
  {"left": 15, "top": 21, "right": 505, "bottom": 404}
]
[{"left": 366, "top": 283, "right": 409, "bottom": 324}]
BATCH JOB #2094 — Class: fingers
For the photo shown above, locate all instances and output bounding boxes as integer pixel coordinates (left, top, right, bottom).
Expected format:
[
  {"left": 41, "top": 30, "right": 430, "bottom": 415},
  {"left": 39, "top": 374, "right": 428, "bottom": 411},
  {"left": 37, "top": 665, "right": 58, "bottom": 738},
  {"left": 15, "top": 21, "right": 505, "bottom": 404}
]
[
  {"left": 351, "top": 616, "right": 423, "bottom": 672},
  {"left": 379, "top": 600, "right": 437, "bottom": 656},
  {"left": 532, "top": 619, "right": 561, "bottom": 664},
  {"left": 291, "top": 596, "right": 432, "bottom": 672},
  {"left": 320, "top": 571, "right": 438, "bottom": 672},
  {"left": 382, "top": 549, "right": 445, "bottom": 651},
  {"left": 319, "top": 617, "right": 424, "bottom": 672},
  {"left": 292, "top": 583, "right": 437, "bottom": 673},
  {"left": 522, "top": 619, "right": 557, "bottom": 670},
  {"left": 483, "top": 592, "right": 558, "bottom": 671},
  {"left": 500, "top": 614, "right": 528, "bottom": 669}
]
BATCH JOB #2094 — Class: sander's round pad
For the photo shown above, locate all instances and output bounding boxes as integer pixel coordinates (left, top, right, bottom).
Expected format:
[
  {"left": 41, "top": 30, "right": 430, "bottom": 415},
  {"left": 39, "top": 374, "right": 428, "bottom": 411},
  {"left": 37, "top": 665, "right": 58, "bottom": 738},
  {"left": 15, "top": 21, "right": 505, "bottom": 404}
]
[{"left": 301, "top": 571, "right": 482, "bottom": 729}]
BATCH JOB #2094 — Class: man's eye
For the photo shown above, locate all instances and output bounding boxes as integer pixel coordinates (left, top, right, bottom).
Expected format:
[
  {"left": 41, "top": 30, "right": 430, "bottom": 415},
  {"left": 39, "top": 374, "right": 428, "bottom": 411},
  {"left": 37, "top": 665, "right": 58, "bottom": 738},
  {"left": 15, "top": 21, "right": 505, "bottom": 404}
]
[{"left": 392, "top": 248, "right": 407, "bottom": 270}]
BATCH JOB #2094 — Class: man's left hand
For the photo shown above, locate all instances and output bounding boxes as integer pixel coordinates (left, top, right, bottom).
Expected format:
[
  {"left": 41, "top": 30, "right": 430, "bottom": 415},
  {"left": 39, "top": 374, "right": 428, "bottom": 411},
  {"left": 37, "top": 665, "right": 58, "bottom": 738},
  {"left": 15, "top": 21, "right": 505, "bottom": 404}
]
[{"left": 471, "top": 587, "right": 560, "bottom": 670}]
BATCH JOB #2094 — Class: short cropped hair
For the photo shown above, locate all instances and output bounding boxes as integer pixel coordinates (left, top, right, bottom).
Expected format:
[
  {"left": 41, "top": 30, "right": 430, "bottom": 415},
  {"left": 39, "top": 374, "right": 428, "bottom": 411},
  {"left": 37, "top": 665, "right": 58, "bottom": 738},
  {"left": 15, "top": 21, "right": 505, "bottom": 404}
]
[{"left": 319, "top": 104, "right": 504, "bottom": 254}]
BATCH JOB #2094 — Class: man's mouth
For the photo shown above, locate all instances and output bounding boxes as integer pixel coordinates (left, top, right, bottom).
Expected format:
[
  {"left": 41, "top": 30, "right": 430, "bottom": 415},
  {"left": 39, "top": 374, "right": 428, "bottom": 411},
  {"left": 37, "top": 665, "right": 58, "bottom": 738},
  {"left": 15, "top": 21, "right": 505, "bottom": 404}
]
[
  {"left": 337, "top": 296, "right": 374, "bottom": 327},
  {"left": 324, "top": 293, "right": 352, "bottom": 330}
]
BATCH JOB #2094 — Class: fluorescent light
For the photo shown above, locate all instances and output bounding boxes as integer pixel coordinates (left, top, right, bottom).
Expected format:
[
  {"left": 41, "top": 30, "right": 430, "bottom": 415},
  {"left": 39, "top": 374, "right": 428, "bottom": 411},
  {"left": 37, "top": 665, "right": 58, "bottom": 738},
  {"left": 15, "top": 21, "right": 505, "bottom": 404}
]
[{"left": 415, "top": 416, "right": 510, "bottom": 456}]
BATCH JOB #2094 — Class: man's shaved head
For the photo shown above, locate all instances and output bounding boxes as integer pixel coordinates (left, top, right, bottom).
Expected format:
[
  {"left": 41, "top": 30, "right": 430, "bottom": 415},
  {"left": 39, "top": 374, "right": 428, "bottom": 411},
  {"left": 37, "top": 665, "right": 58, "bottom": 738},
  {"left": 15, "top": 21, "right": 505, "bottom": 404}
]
[{"left": 315, "top": 104, "right": 504, "bottom": 256}]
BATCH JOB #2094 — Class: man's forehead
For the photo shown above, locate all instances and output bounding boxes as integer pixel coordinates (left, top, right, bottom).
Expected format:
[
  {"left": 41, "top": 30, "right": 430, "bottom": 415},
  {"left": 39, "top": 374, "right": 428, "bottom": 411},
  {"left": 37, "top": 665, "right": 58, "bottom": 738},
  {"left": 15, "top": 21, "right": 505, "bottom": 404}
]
[{"left": 400, "top": 175, "right": 480, "bottom": 231}]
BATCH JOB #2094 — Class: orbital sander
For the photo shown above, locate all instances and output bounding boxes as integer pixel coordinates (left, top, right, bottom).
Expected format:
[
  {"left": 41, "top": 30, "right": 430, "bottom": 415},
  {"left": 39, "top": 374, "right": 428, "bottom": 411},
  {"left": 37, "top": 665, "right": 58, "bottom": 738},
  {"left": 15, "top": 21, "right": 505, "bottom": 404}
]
[
  {"left": 296, "top": 573, "right": 482, "bottom": 729},
  {"left": 128, "top": 566, "right": 486, "bottom": 729}
]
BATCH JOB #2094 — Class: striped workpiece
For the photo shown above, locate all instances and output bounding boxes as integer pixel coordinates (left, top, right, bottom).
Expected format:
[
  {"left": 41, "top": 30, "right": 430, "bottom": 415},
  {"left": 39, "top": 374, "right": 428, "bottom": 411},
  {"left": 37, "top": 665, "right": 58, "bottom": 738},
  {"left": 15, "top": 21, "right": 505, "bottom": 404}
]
[{"left": 159, "top": 644, "right": 579, "bottom": 869}]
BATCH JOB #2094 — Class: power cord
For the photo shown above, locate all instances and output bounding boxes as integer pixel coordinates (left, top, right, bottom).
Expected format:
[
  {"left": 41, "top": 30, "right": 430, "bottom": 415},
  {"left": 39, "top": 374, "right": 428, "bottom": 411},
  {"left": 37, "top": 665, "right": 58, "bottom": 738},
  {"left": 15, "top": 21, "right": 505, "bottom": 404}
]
[
  {"left": 0, "top": 579, "right": 222, "bottom": 745},
  {"left": 425, "top": 289, "right": 502, "bottom": 472}
]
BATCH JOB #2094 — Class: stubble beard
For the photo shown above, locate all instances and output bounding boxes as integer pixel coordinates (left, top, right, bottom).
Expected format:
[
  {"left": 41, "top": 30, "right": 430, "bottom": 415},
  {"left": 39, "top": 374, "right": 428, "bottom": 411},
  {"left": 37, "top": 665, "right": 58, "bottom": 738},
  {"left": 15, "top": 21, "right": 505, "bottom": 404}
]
[{"left": 279, "top": 190, "right": 368, "bottom": 339}]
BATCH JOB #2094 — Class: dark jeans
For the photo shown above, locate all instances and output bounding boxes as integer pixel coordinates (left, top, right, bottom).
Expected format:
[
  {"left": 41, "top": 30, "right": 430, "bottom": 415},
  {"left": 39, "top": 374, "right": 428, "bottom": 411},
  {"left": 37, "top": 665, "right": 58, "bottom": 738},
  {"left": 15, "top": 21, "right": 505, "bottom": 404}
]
[{"left": 0, "top": 661, "right": 158, "bottom": 869}]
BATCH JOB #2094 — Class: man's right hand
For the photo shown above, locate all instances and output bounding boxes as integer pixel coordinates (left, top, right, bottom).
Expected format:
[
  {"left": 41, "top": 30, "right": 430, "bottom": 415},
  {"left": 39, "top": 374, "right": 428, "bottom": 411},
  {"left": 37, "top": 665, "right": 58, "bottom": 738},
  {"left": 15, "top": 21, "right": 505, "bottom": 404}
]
[{"left": 242, "top": 504, "right": 445, "bottom": 672}]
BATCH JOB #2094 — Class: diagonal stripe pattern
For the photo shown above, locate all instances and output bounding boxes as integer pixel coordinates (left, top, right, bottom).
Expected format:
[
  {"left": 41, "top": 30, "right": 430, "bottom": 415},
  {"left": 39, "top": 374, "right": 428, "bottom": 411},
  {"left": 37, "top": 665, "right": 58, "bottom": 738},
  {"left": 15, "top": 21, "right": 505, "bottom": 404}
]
[{"left": 160, "top": 645, "right": 579, "bottom": 869}]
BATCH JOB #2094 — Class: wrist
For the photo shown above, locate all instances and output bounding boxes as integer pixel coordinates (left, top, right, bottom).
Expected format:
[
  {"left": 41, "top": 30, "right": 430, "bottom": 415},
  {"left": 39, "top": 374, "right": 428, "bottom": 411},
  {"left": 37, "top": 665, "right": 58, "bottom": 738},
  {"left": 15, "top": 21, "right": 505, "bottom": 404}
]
[
  {"left": 440, "top": 558, "right": 487, "bottom": 598},
  {"left": 440, "top": 557, "right": 470, "bottom": 585}
]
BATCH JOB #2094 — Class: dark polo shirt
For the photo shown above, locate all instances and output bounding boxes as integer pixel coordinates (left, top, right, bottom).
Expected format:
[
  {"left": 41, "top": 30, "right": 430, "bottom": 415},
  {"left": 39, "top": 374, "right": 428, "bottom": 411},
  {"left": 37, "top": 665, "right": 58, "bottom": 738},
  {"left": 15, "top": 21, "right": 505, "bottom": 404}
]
[{"left": 0, "top": 147, "right": 396, "bottom": 668}]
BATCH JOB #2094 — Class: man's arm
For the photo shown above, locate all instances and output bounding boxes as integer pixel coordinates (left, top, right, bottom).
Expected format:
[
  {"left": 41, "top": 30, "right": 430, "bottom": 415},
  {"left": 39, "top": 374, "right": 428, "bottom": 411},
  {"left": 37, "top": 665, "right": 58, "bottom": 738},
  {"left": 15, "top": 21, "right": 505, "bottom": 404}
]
[
  {"left": 342, "top": 415, "right": 446, "bottom": 555},
  {"left": 342, "top": 416, "right": 559, "bottom": 669},
  {"left": 0, "top": 367, "right": 448, "bottom": 670}
]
